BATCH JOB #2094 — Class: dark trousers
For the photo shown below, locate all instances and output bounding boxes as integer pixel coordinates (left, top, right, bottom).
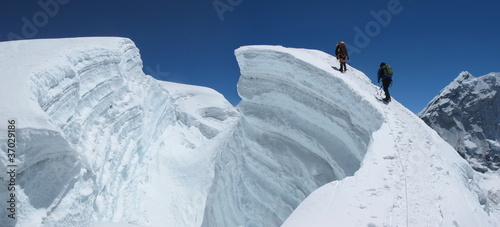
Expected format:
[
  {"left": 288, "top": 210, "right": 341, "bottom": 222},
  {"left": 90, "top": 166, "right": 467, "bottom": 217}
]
[
  {"left": 338, "top": 54, "right": 347, "bottom": 72},
  {"left": 382, "top": 78, "right": 392, "bottom": 100},
  {"left": 340, "top": 62, "right": 347, "bottom": 72}
]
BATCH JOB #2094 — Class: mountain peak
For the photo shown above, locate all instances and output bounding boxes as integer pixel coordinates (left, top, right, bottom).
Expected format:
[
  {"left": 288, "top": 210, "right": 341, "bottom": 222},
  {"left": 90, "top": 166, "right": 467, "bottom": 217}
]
[
  {"left": 455, "top": 71, "right": 474, "bottom": 82},
  {"left": 419, "top": 71, "right": 500, "bottom": 172}
]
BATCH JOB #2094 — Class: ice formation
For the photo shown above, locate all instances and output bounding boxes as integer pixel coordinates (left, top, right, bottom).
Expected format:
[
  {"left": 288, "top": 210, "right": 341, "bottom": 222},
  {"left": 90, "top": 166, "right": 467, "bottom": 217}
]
[{"left": 0, "top": 38, "right": 497, "bottom": 227}]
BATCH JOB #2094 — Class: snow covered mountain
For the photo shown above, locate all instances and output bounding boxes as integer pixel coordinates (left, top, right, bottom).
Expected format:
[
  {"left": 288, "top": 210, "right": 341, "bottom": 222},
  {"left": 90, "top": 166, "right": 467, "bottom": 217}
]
[
  {"left": 205, "top": 46, "right": 498, "bottom": 226},
  {"left": 419, "top": 72, "right": 500, "bottom": 172},
  {"left": 0, "top": 37, "right": 238, "bottom": 227},
  {"left": 202, "top": 46, "right": 383, "bottom": 227},
  {"left": 0, "top": 38, "right": 498, "bottom": 227}
]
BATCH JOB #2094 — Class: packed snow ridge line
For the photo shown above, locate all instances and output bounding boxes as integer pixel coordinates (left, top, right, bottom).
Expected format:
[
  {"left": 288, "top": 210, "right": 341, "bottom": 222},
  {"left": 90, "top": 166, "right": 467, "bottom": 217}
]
[
  {"left": 202, "top": 46, "right": 386, "bottom": 227},
  {"left": 0, "top": 38, "right": 497, "bottom": 226}
]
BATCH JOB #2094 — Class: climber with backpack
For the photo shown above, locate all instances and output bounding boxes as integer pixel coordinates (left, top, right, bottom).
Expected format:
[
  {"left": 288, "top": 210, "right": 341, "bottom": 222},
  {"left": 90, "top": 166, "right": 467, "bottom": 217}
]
[
  {"left": 377, "top": 62, "right": 393, "bottom": 102},
  {"left": 335, "top": 42, "right": 349, "bottom": 73}
]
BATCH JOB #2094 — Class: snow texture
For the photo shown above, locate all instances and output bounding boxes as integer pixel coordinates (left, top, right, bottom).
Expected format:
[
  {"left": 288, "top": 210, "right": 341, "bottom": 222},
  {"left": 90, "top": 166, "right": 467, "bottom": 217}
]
[
  {"left": 0, "top": 37, "right": 238, "bottom": 227},
  {"left": 0, "top": 38, "right": 497, "bottom": 227},
  {"left": 202, "top": 46, "right": 383, "bottom": 227}
]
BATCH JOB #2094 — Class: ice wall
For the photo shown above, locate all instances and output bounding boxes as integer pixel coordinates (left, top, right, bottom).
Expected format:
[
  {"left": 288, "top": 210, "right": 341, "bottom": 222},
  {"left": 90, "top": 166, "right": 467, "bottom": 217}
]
[
  {"left": 25, "top": 38, "right": 178, "bottom": 226},
  {"left": 202, "top": 46, "right": 384, "bottom": 226},
  {"left": 0, "top": 37, "right": 238, "bottom": 227}
]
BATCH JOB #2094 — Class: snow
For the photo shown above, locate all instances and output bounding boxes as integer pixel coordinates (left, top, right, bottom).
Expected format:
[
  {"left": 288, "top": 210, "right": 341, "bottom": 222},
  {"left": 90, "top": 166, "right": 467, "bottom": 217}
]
[
  {"left": 0, "top": 37, "right": 238, "bottom": 227},
  {"left": 90, "top": 223, "right": 152, "bottom": 227},
  {"left": 419, "top": 71, "right": 499, "bottom": 172},
  {"left": 202, "top": 46, "right": 384, "bottom": 226},
  {"left": 0, "top": 38, "right": 497, "bottom": 227}
]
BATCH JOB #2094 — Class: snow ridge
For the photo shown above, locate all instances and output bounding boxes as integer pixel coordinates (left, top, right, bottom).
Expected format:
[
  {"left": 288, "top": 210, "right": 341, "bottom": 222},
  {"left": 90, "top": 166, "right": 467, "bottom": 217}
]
[
  {"left": 200, "top": 46, "right": 496, "bottom": 227},
  {"left": 280, "top": 70, "right": 497, "bottom": 226},
  {"left": 202, "top": 46, "right": 385, "bottom": 226},
  {"left": 0, "top": 37, "right": 238, "bottom": 227},
  {"left": 27, "top": 38, "right": 178, "bottom": 226},
  {"left": 0, "top": 38, "right": 497, "bottom": 227},
  {"left": 0, "top": 38, "right": 178, "bottom": 226}
]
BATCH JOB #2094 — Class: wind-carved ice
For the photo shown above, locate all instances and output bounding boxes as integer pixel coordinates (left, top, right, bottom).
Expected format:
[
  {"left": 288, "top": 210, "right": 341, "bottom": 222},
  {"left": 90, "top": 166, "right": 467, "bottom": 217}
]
[
  {"left": 21, "top": 39, "right": 178, "bottom": 226},
  {"left": 202, "top": 46, "right": 384, "bottom": 226},
  {"left": 0, "top": 37, "right": 239, "bottom": 227},
  {"left": 0, "top": 38, "right": 497, "bottom": 227}
]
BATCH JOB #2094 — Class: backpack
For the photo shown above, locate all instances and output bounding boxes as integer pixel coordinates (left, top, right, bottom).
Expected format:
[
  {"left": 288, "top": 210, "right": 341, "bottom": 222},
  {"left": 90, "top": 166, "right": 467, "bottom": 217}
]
[
  {"left": 336, "top": 42, "right": 347, "bottom": 56},
  {"left": 383, "top": 64, "right": 393, "bottom": 77}
]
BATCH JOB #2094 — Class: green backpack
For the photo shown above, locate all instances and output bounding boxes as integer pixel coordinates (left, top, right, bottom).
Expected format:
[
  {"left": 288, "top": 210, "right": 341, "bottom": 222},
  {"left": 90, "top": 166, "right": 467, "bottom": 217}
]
[{"left": 383, "top": 65, "right": 393, "bottom": 77}]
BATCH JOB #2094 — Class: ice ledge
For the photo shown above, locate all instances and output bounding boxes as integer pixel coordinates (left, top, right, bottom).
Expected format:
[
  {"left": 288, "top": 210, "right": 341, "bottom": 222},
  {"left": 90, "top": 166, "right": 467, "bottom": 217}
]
[{"left": 203, "top": 45, "right": 386, "bottom": 226}]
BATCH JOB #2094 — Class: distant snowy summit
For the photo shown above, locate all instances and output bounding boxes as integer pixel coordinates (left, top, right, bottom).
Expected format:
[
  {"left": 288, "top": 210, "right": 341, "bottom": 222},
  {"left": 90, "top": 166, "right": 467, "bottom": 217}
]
[{"left": 419, "top": 72, "right": 500, "bottom": 172}]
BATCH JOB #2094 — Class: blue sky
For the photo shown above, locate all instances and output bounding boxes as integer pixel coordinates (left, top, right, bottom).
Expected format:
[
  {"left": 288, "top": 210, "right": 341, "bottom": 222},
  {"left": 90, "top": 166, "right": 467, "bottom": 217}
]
[{"left": 1, "top": 0, "right": 499, "bottom": 113}]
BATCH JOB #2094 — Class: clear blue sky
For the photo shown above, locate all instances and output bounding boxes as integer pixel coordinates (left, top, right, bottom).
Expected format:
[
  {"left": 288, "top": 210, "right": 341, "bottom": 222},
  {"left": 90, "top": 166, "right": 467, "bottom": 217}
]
[{"left": 1, "top": 0, "right": 499, "bottom": 113}]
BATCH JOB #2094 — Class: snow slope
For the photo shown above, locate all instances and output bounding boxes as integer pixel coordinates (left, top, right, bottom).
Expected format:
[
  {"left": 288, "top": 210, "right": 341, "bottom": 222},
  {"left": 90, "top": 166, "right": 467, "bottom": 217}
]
[
  {"left": 0, "top": 38, "right": 497, "bottom": 227},
  {"left": 202, "top": 46, "right": 384, "bottom": 226},
  {"left": 202, "top": 46, "right": 498, "bottom": 226},
  {"left": 419, "top": 72, "right": 500, "bottom": 172},
  {"left": 0, "top": 37, "right": 238, "bottom": 227}
]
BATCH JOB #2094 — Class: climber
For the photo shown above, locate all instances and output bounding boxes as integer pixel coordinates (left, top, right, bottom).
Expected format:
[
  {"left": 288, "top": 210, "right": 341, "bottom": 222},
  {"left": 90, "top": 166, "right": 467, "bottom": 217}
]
[
  {"left": 335, "top": 42, "right": 349, "bottom": 73},
  {"left": 377, "top": 62, "right": 393, "bottom": 102}
]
